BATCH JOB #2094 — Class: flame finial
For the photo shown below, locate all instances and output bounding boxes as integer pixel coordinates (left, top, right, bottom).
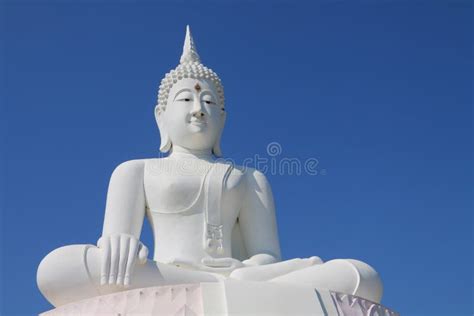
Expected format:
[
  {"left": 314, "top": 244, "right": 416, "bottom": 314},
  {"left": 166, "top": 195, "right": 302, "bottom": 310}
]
[{"left": 180, "top": 25, "right": 201, "bottom": 64}]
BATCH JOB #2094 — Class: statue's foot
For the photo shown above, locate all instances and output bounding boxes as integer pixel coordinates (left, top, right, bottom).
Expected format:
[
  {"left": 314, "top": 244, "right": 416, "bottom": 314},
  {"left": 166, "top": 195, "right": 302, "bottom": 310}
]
[
  {"left": 269, "top": 259, "right": 383, "bottom": 303},
  {"left": 230, "top": 257, "right": 322, "bottom": 281}
]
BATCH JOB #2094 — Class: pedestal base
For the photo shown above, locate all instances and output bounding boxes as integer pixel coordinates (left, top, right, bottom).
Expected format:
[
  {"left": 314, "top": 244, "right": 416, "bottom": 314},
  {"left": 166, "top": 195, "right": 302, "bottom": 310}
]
[{"left": 41, "top": 281, "right": 398, "bottom": 316}]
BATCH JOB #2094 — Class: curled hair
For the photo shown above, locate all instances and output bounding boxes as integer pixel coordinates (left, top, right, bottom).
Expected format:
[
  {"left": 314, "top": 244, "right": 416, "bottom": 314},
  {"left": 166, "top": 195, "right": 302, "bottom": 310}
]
[{"left": 156, "top": 61, "right": 225, "bottom": 110}]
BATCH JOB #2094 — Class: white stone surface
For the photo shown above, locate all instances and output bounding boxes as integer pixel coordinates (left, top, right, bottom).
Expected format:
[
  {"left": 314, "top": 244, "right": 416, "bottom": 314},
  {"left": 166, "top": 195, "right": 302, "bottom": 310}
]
[
  {"left": 41, "top": 282, "right": 398, "bottom": 316},
  {"left": 41, "top": 284, "right": 205, "bottom": 316},
  {"left": 37, "top": 25, "right": 387, "bottom": 312}
]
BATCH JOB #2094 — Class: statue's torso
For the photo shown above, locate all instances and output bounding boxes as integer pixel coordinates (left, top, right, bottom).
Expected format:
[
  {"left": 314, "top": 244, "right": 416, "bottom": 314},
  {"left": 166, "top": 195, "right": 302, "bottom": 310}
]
[{"left": 144, "top": 158, "right": 246, "bottom": 266}]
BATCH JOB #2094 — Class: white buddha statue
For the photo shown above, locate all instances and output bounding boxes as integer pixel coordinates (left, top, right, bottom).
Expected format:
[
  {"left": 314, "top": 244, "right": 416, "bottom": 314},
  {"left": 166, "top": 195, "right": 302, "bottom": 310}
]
[{"left": 37, "top": 26, "right": 383, "bottom": 308}]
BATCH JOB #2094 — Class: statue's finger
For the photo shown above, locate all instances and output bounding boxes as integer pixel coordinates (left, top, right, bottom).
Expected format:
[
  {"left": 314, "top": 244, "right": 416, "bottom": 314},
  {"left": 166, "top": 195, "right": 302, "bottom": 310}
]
[
  {"left": 100, "top": 237, "right": 111, "bottom": 285},
  {"left": 201, "top": 258, "right": 231, "bottom": 267},
  {"left": 138, "top": 243, "right": 148, "bottom": 264},
  {"left": 116, "top": 235, "right": 130, "bottom": 285},
  {"left": 124, "top": 237, "right": 138, "bottom": 286},
  {"left": 109, "top": 234, "right": 120, "bottom": 284},
  {"left": 201, "top": 258, "right": 221, "bottom": 267}
]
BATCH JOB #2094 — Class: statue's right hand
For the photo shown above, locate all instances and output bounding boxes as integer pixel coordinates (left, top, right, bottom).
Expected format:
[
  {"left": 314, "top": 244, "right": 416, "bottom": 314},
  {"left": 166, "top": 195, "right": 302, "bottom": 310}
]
[{"left": 97, "top": 234, "right": 148, "bottom": 287}]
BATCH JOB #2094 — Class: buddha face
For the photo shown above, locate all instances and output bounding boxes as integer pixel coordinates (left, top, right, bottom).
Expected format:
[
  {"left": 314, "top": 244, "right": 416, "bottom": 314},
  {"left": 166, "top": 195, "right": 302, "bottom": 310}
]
[{"left": 155, "top": 78, "right": 225, "bottom": 155}]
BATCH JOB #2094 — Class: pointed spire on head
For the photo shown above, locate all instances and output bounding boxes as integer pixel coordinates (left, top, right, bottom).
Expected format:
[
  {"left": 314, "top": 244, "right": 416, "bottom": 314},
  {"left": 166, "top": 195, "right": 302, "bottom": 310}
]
[{"left": 180, "top": 25, "right": 201, "bottom": 64}]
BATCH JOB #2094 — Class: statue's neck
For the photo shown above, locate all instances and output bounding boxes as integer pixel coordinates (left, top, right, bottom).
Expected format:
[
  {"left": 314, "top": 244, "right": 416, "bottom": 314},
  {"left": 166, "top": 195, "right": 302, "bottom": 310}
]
[{"left": 169, "top": 145, "right": 214, "bottom": 161}]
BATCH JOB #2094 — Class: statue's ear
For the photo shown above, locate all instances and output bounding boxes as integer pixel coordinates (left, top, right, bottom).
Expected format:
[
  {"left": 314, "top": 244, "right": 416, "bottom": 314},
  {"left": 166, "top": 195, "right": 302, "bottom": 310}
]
[
  {"left": 155, "top": 106, "right": 172, "bottom": 153},
  {"left": 212, "top": 110, "right": 226, "bottom": 157}
]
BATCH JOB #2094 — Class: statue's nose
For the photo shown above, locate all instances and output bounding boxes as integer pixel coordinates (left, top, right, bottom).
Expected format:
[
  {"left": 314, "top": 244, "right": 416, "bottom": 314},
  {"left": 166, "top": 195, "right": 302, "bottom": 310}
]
[
  {"left": 191, "top": 99, "right": 205, "bottom": 117},
  {"left": 193, "top": 112, "right": 205, "bottom": 118}
]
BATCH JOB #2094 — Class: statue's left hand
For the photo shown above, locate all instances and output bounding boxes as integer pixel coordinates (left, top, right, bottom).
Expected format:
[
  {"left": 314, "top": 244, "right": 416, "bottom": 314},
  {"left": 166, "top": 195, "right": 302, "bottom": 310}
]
[
  {"left": 200, "top": 257, "right": 244, "bottom": 273},
  {"left": 97, "top": 234, "right": 149, "bottom": 286}
]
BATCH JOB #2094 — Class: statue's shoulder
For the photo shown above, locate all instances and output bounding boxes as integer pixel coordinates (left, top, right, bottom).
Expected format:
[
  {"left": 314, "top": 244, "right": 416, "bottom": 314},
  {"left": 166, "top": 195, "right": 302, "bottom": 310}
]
[
  {"left": 141, "top": 157, "right": 165, "bottom": 167},
  {"left": 114, "top": 159, "right": 147, "bottom": 170},
  {"left": 111, "top": 159, "right": 150, "bottom": 178},
  {"left": 245, "top": 167, "right": 269, "bottom": 183},
  {"left": 227, "top": 165, "right": 271, "bottom": 190},
  {"left": 224, "top": 165, "right": 273, "bottom": 202},
  {"left": 142, "top": 157, "right": 176, "bottom": 176}
]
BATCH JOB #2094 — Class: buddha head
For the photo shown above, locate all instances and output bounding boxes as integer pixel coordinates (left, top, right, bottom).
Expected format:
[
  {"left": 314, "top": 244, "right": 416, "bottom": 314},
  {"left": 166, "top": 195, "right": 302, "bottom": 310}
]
[{"left": 155, "top": 26, "right": 226, "bottom": 157}]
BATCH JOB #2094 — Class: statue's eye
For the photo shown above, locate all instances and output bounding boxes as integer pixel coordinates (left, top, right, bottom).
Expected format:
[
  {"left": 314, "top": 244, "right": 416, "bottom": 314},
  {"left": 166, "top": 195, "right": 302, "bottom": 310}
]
[
  {"left": 177, "top": 97, "right": 193, "bottom": 102},
  {"left": 175, "top": 92, "right": 193, "bottom": 102},
  {"left": 204, "top": 100, "right": 214, "bottom": 105}
]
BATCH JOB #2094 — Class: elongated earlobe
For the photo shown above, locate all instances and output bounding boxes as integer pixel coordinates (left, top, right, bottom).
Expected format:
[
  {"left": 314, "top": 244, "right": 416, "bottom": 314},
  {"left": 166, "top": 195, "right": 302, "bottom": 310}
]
[
  {"left": 155, "top": 106, "right": 172, "bottom": 153},
  {"left": 212, "top": 112, "right": 226, "bottom": 157}
]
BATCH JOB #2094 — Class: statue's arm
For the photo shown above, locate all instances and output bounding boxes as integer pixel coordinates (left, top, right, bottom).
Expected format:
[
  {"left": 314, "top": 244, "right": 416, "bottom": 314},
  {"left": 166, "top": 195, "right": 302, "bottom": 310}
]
[
  {"left": 102, "top": 159, "right": 146, "bottom": 238},
  {"left": 98, "top": 159, "right": 148, "bottom": 286},
  {"left": 239, "top": 169, "right": 282, "bottom": 265}
]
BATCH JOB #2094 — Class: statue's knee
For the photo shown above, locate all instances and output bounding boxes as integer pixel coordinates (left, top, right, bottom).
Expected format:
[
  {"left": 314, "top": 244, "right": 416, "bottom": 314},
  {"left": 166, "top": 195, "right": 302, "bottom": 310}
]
[
  {"left": 38, "top": 245, "right": 81, "bottom": 285},
  {"left": 342, "top": 259, "right": 383, "bottom": 303},
  {"left": 37, "top": 244, "right": 98, "bottom": 306}
]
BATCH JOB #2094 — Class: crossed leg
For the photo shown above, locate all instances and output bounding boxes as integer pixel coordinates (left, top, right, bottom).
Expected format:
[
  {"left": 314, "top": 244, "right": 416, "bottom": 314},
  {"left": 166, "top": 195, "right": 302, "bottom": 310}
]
[
  {"left": 38, "top": 246, "right": 383, "bottom": 307},
  {"left": 37, "top": 245, "right": 220, "bottom": 307},
  {"left": 229, "top": 258, "right": 383, "bottom": 303}
]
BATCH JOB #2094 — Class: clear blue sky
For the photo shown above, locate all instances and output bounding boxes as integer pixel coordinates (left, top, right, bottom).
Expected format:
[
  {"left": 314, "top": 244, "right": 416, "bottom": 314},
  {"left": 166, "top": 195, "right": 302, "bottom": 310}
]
[{"left": 1, "top": 1, "right": 472, "bottom": 315}]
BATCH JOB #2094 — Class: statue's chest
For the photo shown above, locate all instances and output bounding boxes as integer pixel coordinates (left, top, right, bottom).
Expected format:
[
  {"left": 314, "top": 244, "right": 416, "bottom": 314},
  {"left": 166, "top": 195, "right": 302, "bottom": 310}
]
[{"left": 144, "top": 159, "right": 212, "bottom": 214}]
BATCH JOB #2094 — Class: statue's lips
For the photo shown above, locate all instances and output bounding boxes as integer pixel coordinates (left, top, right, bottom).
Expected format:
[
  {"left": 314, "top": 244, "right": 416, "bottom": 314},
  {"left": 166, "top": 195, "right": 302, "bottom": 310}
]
[{"left": 189, "top": 120, "right": 207, "bottom": 126}]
